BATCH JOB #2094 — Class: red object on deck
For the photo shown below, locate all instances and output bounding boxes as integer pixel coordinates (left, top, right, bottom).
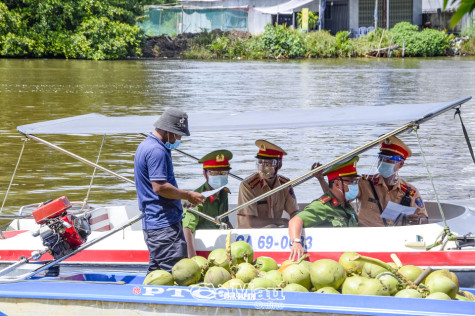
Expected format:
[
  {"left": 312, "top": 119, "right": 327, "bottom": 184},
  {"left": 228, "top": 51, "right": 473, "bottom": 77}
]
[{"left": 32, "top": 196, "right": 72, "bottom": 224}]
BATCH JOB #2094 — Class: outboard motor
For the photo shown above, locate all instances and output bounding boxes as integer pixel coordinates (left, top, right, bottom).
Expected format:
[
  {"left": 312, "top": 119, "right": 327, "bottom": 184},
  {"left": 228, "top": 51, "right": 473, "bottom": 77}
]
[{"left": 31, "top": 196, "right": 91, "bottom": 275}]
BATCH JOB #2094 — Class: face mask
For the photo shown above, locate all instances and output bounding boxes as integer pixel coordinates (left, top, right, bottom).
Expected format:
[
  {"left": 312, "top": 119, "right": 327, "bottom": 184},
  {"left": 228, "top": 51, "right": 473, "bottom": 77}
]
[
  {"left": 345, "top": 184, "right": 359, "bottom": 201},
  {"left": 258, "top": 165, "right": 276, "bottom": 179},
  {"left": 165, "top": 133, "right": 180, "bottom": 150},
  {"left": 378, "top": 161, "right": 396, "bottom": 178},
  {"left": 208, "top": 174, "right": 228, "bottom": 189}
]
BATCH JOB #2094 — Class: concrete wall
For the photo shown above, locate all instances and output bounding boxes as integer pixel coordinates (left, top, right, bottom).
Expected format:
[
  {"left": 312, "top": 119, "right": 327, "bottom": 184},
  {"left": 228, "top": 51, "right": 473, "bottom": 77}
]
[
  {"left": 413, "top": 0, "right": 422, "bottom": 26},
  {"left": 349, "top": 0, "right": 359, "bottom": 30}
]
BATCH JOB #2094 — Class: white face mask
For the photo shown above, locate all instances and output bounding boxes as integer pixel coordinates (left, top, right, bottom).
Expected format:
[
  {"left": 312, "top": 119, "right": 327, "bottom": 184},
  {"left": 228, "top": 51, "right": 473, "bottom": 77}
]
[{"left": 208, "top": 174, "right": 228, "bottom": 189}]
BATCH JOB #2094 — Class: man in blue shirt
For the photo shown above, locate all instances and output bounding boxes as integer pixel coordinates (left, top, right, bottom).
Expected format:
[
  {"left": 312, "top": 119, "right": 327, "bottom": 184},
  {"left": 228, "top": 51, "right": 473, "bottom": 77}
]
[{"left": 134, "top": 108, "right": 204, "bottom": 273}]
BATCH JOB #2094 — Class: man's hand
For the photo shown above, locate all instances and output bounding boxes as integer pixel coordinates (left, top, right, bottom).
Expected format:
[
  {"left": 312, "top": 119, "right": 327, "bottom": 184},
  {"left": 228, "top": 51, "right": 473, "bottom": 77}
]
[
  {"left": 289, "top": 242, "right": 304, "bottom": 261},
  {"left": 187, "top": 191, "right": 205, "bottom": 205},
  {"left": 312, "top": 162, "right": 324, "bottom": 180}
]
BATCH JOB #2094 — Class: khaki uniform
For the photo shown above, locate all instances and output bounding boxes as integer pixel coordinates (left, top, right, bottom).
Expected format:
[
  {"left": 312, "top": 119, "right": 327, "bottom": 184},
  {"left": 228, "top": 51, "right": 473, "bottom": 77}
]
[
  {"left": 357, "top": 174, "right": 428, "bottom": 227},
  {"left": 237, "top": 172, "right": 298, "bottom": 228}
]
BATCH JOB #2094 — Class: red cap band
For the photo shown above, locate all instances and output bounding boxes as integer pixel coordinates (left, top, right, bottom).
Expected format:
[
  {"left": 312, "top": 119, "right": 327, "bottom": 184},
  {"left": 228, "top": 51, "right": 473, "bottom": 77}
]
[
  {"left": 203, "top": 158, "right": 230, "bottom": 169},
  {"left": 257, "top": 148, "right": 284, "bottom": 159},
  {"left": 327, "top": 164, "right": 358, "bottom": 181},
  {"left": 380, "top": 142, "right": 408, "bottom": 159}
]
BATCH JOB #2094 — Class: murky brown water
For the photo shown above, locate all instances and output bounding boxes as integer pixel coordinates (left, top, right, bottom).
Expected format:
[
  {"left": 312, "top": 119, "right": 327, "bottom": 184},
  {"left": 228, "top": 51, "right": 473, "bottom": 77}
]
[{"left": 0, "top": 57, "right": 474, "bottom": 217}]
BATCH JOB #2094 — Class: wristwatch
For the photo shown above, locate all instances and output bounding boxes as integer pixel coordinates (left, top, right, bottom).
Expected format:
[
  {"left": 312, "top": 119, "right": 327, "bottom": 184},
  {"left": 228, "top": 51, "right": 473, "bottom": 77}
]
[{"left": 290, "top": 238, "right": 301, "bottom": 246}]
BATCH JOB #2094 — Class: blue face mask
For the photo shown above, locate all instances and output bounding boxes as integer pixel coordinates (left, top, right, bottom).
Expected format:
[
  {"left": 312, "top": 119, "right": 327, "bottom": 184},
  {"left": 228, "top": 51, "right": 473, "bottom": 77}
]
[
  {"left": 378, "top": 161, "right": 396, "bottom": 178},
  {"left": 345, "top": 184, "right": 359, "bottom": 201},
  {"left": 165, "top": 133, "right": 180, "bottom": 150},
  {"left": 208, "top": 175, "right": 228, "bottom": 189}
]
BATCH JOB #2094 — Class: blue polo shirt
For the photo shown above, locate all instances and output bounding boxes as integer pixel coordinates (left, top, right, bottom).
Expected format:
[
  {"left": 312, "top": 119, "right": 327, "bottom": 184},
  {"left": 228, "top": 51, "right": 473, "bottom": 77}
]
[{"left": 134, "top": 133, "right": 183, "bottom": 230}]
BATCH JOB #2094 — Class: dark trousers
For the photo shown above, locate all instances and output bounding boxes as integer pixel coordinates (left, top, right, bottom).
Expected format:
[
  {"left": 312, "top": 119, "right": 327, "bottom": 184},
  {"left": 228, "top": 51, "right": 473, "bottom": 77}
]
[{"left": 143, "top": 221, "right": 187, "bottom": 274}]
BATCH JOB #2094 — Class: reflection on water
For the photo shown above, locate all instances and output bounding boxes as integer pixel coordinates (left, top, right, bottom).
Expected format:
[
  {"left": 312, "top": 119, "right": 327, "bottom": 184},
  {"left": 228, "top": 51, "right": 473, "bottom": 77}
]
[{"left": 0, "top": 58, "right": 474, "bottom": 215}]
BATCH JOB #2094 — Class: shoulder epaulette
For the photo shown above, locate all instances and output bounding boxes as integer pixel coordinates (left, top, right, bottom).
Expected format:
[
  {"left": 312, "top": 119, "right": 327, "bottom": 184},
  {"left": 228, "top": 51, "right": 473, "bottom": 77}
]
[
  {"left": 223, "top": 187, "right": 231, "bottom": 194},
  {"left": 278, "top": 175, "right": 290, "bottom": 184},
  {"left": 318, "top": 195, "right": 331, "bottom": 204},
  {"left": 247, "top": 174, "right": 261, "bottom": 189},
  {"left": 400, "top": 184, "right": 416, "bottom": 197}
]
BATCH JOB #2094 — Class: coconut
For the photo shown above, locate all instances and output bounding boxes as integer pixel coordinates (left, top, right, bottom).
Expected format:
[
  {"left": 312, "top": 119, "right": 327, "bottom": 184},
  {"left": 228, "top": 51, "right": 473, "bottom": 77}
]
[
  {"left": 398, "top": 265, "right": 423, "bottom": 282},
  {"left": 427, "top": 292, "right": 452, "bottom": 300},
  {"left": 143, "top": 270, "right": 174, "bottom": 286},
  {"left": 278, "top": 259, "right": 295, "bottom": 273},
  {"left": 394, "top": 289, "right": 423, "bottom": 298},
  {"left": 426, "top": 275, "right": 458, "bottom": 299},
  {"left": 221, "top": 278, "right": 245, "bottom": 289},
  {"left": 204, "top": 266, "right": 231, "bottom": 288},
  {"left": 316, "top": 287, "right": 340, "bottom": 294},
  {"left": 376, "top": 272, "right": 401, "bottom": 295},
  {"left": 236, "top": 262, "right": 259, "bottom": 283},
  {"left": 262, "top": 270, "right": 283, "bottom": 286},
  {"left": 283, "top": 264, "right": 311, "bottom": 290},
  {"left": 299, "top": 260, "right": 312, "bottom": 273},
  {"left": 247, "top": 277, "right": 277, "bottom": 290},
  {"left": 310, "top": 259, "right": 346, "bottom": 290},
  {"left": 191, "top": 255, "right": 208, "bottom": 269},
  {"left": 338, "top": 252, "right": 364, "bottom": 274},
  {"left": 231, "top": 241, "right": 254, "bottom": 265},
  {"left": 342, "top": 276, "right": 389, "bottom": 296},
  {"left": 208, "top": 248, "right": 229, "bottom": 271},
  {"left": 172, "top": 258, "right": 201, "bottom": 286},
  {"left": 362, "top": 262, "right": 388, "bottom": 278},
  {"left": 424, "top": 269, "right": 459, "bottom": 291},
  {"left": 254, "top": 256, "right": 278, "bottom": 272},
  {"left": 283, "top": 283, "right": 309, "bottom": 292}
]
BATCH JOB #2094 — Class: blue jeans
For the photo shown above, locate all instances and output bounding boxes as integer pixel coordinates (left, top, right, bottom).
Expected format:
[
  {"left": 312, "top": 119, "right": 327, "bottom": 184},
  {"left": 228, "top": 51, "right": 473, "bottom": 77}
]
[{"left": 143, "top": 221, "right": 187, "bottom": 273}]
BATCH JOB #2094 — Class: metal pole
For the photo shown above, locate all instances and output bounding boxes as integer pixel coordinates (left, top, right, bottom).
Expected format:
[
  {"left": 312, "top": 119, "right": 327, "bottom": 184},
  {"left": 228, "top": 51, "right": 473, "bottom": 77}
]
[
  {"left": 217, "top": 123, "right": 415, "bottom": 221},
  {"left": 386, "top": 0, "right": 389, "bottom": 30},
  {"left": 374, "top": 0, "right": 378, "bottom": 29},
  {"left": 319, "top": 0, "right": 322, "bottom": 30},
  {"left": 24, "top": 134, "right": 134, "bottom": 185}
]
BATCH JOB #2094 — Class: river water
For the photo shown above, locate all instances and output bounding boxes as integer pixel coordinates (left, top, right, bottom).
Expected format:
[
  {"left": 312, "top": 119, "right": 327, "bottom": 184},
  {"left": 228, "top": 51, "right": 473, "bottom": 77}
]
[{"left": 0, "top": 57, "right": 474, "bottom": 216}]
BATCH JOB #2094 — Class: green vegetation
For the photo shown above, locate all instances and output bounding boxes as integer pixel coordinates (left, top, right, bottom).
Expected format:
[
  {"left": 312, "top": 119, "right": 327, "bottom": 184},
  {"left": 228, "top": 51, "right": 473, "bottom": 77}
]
[
  {"left": 444, "top": 0, "right": 475, "bottom": 27},
  {"left": 0, "top": 0, "right": 175, "bottom": 60},
  {"left": 461, "top": 20, "right": 475, "bottom": 55},
  {"left": 182, "top": 22, "right": 454, "bottom": 60},
  {"left": 297, "top": 11, "right": 319, "bottom": 30}
]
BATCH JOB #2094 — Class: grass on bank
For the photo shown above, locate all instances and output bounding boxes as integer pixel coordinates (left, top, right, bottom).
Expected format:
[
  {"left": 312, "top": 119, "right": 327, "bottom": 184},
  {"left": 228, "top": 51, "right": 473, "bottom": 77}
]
[{"left": 183, "top": 21, "right": 469, "bottom": 60}]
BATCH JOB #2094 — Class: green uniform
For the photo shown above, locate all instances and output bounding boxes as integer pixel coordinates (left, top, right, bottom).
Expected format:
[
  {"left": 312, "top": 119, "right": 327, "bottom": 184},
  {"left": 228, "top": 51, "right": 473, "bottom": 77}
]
[
  {"left": 296, "top": 191, "right": 358, "bottom": 228},
  {"left": 182, "top": 182, "right": 231, "bottom": 233}
]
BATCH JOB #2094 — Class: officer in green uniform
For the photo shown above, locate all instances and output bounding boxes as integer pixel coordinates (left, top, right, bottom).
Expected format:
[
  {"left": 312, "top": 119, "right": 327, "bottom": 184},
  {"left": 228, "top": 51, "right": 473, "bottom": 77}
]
[
  {"left": 182, "top": 150, "right": 233, "bottom": 257},
  {"left": 288, "top": 156, "right": 360, "bottom": 261}
]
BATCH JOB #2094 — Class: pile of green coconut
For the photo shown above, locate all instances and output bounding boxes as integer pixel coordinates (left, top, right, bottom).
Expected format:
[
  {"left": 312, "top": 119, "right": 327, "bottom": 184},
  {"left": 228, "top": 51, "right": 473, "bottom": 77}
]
[{"left": 143, "top": 236, "right": 474, "bottom": 301}]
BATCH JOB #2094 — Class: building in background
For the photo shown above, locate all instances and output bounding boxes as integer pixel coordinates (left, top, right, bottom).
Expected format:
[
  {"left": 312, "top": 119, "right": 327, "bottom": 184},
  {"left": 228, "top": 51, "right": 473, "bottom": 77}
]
[
  {"left": 422, "top": 0, "right": 473, "bottom": 32},
  {"left": 139, "top": 0, "right": 472, "bottom": 36}
]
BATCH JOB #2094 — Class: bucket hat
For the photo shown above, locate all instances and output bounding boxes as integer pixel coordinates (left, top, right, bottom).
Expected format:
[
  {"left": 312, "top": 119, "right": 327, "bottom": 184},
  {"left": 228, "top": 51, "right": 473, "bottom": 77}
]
[{"left": 153, "top": 108, "right": 190, "bottom": 136}]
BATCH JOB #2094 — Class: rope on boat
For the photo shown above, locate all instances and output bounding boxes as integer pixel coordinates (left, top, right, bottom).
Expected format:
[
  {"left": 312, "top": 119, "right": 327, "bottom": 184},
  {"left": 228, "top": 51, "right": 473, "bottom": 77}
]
[
  {"left": 82, "top": 134, "right": 106, "bottom": 212},
  {"left": 1, "top": 138, "right": 28, "bottom": 214},
  {"left": 413, "top": 126, "right": 456, "bottom": 251}
]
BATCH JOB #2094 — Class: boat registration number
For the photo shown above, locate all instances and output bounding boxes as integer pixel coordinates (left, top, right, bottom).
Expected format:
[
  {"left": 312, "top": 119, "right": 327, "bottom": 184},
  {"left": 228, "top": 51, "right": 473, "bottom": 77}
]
[{"left": 235, "top": 234, "right": 313, "bottom": 250}]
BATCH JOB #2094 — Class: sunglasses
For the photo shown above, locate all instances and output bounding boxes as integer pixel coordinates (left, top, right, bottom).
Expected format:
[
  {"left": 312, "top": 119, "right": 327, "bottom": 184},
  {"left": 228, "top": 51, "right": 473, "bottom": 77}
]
[{"left": 207, "top": 170, "right": 229, "bottom": 176}]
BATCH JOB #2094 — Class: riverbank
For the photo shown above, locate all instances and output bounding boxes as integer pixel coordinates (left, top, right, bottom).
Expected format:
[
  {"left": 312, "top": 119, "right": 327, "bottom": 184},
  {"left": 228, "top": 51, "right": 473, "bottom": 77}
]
[{"left": 142, "top": 22, "right": 475, "bottom": 60}]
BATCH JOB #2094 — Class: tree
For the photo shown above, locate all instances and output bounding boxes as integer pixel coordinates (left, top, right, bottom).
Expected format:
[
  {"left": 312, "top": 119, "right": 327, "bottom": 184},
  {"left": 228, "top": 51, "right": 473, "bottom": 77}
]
[{"left": 444, "top": 0, "right": 475, "bottom": 27}]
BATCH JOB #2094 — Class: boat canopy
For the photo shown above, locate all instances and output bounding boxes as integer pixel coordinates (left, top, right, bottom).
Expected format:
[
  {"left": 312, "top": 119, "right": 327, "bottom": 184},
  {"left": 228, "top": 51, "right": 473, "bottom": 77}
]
[{"left": 17, "top": 97, "right": 471, "bottom": 135}]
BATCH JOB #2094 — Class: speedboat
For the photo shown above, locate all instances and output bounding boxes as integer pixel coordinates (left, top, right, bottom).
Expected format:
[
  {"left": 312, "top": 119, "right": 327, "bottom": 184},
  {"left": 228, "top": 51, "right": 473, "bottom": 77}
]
[{"left": 1, "top": 97, "right": 474, "bottom": 289}]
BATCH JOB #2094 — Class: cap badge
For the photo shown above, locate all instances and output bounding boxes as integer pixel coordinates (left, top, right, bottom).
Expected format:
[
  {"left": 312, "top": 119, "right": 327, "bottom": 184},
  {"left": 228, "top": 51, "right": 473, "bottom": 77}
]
[
  {"left": 384, "top": 138, "right": 392, "bottom": 145},
  {"left": 260, "top": 144, "right": 266, "bottom": 151},
  {"left": 216, "top": 154, "right": 225, "bottom": 162}
]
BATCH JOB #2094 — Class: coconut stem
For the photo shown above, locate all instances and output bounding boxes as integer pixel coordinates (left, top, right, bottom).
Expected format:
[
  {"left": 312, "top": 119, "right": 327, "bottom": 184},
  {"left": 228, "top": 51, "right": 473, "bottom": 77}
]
[
  {"left": 225, "top": 231, "right": 234, "bottom": 278},
  {"left": 351, "top": 255, "right": 428, "bottom": 293},
  {"left": 296, "top": 254, "right": 309, "bottom": 264}
]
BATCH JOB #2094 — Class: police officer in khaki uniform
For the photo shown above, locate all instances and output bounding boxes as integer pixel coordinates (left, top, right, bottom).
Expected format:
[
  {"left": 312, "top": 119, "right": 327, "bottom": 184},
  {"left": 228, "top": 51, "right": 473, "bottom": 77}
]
[
  {"left": 182, "top": 150, "right": 233, "bottom": 257},
  {"left": 237, "top": 140, "right": 298, "bottom": 228},
  {"left": 289, "top": 157, "right": 360, "bottom": 261},
  {"left": 315, "top": 136, "right": 428, "bottom": 227},
  {"left": 357, "top": 136, "right": 428, "bottom": 227}
]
